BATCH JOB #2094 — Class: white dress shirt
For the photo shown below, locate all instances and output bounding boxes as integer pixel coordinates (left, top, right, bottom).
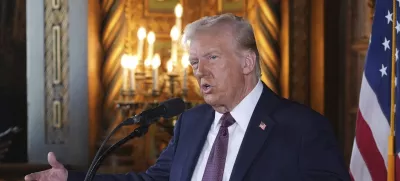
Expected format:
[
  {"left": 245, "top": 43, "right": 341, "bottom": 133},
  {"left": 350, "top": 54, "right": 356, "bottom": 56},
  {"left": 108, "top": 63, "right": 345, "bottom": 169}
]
[{"left": 191, "top": 80, "right": 263, "bottom": 181}]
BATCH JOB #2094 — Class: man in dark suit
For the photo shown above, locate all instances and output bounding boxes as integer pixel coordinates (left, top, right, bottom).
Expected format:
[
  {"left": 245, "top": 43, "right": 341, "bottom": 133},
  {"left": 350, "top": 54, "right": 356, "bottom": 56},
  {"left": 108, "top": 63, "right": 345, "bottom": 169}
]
[{"left": 25, "top": 13, "right": 351, "bottom": 181}]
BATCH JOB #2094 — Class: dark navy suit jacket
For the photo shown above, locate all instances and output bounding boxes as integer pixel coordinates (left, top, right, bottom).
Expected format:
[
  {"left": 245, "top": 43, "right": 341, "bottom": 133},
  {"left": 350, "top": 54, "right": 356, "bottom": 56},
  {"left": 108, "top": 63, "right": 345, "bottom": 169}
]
[{"left": 68, "top": 84, "right": 351, "bottom": 181}]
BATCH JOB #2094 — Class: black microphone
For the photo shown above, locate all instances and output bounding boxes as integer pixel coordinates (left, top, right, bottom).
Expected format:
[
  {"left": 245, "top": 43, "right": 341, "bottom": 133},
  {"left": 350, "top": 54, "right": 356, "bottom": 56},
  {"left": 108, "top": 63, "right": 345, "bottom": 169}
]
[
  {"left": 84, "top": 97, "right": 186, "bottom": 181},
  {"left": 121, "top": 97, "right": 186, "bottom": 126}
]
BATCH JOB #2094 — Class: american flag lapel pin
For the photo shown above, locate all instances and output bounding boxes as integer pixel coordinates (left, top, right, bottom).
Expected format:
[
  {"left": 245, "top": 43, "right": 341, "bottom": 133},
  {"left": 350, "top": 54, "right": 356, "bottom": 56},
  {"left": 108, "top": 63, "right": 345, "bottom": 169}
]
[{"left": 259, "top": 121, "right": 266, "bottom": 130}]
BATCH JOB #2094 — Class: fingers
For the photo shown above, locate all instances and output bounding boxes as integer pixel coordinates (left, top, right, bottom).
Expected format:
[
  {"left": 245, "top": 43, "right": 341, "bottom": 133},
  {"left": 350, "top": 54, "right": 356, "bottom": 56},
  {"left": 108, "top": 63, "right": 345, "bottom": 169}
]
[
  {"left": 24, "top": 171, "right": 42, "bottom": 181},
  {"left": 48, "top": 152, "right": 64, "bottom": 169}
]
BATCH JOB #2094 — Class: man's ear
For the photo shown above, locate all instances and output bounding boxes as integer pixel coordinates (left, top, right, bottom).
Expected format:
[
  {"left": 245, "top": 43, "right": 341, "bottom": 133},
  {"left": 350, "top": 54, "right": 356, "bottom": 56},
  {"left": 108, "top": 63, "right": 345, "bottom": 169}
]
[{"left": 242, "top": 50, "right": 257, "bottom": 75}]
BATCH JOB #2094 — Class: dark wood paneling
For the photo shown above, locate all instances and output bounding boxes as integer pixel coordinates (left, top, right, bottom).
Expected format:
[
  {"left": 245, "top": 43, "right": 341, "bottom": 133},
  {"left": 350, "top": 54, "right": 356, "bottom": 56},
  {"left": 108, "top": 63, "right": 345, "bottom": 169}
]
[
  {"left": 289, "top": 0, "right": 310, "bottom": 104},
  {"left": 339, "top": 0, "right": 371, "bottom": 165},
  {"left": 324, "top": 0, "right": 343, "bottom": 151},
  {"left": 0, "top": 0, "right": 27, "bottom": 163}
]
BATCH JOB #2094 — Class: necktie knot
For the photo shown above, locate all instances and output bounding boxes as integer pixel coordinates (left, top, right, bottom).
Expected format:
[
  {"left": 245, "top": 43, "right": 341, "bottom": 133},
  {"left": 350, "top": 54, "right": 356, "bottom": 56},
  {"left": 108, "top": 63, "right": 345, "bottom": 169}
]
[{"left": 220, "top": 112, "right": 235, "bottom": 128}]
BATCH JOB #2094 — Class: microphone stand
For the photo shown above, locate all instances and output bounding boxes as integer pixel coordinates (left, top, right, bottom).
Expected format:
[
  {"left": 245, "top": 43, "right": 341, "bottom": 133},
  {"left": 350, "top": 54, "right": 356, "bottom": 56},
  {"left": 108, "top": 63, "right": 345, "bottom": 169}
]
[
  {"left": 83, "top": 123, "right": 124, "bottom": 181},
  {"left": 85, "top": 125, "right": 150, "bottom": 181}
]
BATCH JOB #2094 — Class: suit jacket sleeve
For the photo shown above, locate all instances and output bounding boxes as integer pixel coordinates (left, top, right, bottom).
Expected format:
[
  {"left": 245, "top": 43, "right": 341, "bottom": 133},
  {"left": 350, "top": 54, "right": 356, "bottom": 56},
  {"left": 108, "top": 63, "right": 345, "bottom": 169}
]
[
  {"left": 67, "top": 112, "right": 183, "bottom": 181},
  {"left": 298, "top": 116, "right": 351, "bottom": 181}
]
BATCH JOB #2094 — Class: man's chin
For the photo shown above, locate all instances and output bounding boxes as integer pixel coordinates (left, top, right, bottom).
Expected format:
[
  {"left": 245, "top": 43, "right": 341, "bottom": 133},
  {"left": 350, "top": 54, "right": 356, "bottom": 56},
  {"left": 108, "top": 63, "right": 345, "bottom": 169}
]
[{"left": 202, "top": 94, "right": 216, "bottom": 105}]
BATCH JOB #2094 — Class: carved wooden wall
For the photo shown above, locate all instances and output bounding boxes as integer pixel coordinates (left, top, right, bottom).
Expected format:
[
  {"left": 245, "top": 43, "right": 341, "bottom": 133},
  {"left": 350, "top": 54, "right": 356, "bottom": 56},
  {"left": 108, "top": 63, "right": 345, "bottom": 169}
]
[
  {"left": 340, "top": 0, "right": 372, "bottom": 165},
  {"left": 286, "top": 0, "right": 364, "bottom": 165}
]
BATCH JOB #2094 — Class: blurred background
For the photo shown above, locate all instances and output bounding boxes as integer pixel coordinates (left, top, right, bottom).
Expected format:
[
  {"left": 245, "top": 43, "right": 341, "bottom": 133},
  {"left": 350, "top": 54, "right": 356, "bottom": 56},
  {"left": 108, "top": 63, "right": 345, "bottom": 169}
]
[{"left": 0, "top": 0, "right": 372, "bottom": 180}]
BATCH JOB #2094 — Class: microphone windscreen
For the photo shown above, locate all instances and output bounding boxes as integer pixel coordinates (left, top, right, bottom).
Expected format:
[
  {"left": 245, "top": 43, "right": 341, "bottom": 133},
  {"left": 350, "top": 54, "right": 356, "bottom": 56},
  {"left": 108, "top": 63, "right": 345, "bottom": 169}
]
[{"left": 162, "top": 98, "right": 186, "bottom": 118}]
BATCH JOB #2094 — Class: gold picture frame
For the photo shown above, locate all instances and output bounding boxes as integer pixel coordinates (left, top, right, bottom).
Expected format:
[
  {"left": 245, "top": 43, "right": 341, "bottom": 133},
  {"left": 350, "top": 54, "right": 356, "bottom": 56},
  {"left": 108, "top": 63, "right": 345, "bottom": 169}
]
[{"left": 144, "top": 0, "right": 184, "bottom": 17}]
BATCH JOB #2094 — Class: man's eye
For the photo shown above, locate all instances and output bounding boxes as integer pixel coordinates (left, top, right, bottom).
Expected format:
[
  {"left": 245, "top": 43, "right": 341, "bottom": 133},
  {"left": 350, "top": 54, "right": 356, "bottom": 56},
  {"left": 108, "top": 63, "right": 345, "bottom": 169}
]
[
  {"left": 209, "top": 55, "right": 218, "bottom": 60},
  {"left": 190, "top": 60, "right": 198, "bottom": 65}
]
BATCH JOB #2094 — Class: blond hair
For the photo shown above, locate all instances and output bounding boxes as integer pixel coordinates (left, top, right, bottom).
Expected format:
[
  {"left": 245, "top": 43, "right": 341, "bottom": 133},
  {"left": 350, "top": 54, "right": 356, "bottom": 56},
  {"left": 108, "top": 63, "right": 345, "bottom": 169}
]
[{"left": 181, "top": 13, "right": 261, "bottom": 77}]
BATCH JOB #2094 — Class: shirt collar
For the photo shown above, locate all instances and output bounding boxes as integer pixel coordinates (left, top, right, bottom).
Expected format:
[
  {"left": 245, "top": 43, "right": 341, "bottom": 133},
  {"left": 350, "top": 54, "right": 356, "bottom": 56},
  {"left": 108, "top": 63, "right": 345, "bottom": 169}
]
[{"left": 214, "top": 80, "right": 263, "bottom": 130}]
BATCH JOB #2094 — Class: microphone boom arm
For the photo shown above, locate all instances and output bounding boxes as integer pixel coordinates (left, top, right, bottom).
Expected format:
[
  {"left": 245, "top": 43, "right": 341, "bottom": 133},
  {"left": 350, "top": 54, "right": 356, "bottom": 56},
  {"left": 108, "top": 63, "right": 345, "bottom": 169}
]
[
  {"left": 84, "top": 98, "right": 185, "bottom": 181},
  {"left": 86, "top": 125, "right": 149, "bottom": 181}
]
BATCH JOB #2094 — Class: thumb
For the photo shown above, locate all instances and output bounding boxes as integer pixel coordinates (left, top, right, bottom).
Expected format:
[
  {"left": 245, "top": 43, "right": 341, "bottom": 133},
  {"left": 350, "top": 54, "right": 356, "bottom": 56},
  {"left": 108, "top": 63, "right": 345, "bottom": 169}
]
[{"left": 48, "top": 152, "right": 64, "bottom": 169}]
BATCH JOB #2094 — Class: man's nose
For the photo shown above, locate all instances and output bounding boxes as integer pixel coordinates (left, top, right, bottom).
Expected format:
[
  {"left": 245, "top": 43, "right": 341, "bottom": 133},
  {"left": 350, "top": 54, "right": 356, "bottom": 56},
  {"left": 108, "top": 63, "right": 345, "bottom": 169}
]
[{"left": 195, "top": 60, "right": 207, "bottom": 78}]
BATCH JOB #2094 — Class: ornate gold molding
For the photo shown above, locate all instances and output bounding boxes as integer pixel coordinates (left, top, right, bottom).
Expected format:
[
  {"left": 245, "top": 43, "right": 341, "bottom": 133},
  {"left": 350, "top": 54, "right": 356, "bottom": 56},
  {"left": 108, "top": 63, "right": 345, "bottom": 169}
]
[
  {"left": 248, "top": 0, "right": 280, "bottom": 94},
  {"left": 101, "top": 0, "right": 126, "bottom": 130},
  {"left": 44, "top": 0, "right": 69, "bottom": 144}
]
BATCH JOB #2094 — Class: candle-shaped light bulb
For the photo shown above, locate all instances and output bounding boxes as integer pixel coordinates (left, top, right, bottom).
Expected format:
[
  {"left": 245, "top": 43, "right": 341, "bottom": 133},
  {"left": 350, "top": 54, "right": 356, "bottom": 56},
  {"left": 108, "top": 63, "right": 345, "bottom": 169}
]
[
  {"left": 181, "top": 53, "right": 190, "bottom": 68},
  {"left": 137, "top": 27, "right": 147, "bottom": 40},
  {"left": 151, "top": 54, "right": 161, "bottom": 91},
  {"left": 174, "top": 4, "right": 183, "bottom": 38},
  {"left": 129, "top": 55, "right": 138, "bottom": 91},
  {"left": 147, "top": 31, "right": 155, "bottom": 44},
  {"left": 174, "top": 4, "right": 183, "bottom": 18},
  {"left": 145, "top": 31, "right": 156, "bottom": 68},
  {"left": 144, "top": 58, "right": 152, "bottom": 68},
  {"left": 121, "top": 54, "right": 138, "bottom": 91},
  {"left": 170, "top": 26, "right": 180, "bottom": 41},
  {"left": 152, "top": 54, "right": 161, "bottom": 69},
  {"left": 121, "top": 54, "right": 130, "bottom": 91},
  {"left": 137, "top": 27, "right": 147, "bottom": 61},
  {"left": 120, "top": 54, "right": 130, "bottom": 68},
  {"left": 167, "top": 60, "right": 173, "bottom": 73},
  {"left": 121, "top": 55, "right": 138, "bottom": 69},
  {"left": 170, "top": 26, "right": 179, "bottom": 64}
]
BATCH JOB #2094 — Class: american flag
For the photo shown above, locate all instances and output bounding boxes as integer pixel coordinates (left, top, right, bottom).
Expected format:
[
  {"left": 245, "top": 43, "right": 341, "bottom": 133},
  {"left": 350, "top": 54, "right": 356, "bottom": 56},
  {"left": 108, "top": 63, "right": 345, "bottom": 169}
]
[
  {"left": 259, "top": 121, "right": 266, "bottom": 130},
  {"left": 349, "top": 0, "right": 400, "bottom": 180}
]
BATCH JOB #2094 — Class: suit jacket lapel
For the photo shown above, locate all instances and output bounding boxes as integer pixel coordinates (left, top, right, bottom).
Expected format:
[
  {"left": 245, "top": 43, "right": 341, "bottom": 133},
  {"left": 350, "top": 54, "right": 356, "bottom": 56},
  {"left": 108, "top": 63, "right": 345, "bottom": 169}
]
[
  {"left": 180, "top": 105, "right": 215, "bottom": 181},
  {"left": 229, "top": 84, "right": 280, "bottom": 181}
]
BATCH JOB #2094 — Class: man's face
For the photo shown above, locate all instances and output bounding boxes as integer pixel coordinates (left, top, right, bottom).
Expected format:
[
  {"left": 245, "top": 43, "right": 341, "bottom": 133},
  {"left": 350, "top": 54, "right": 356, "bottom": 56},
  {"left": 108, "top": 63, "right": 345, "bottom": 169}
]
[{"left": 189, "top": 29, "right": 245, "bottom": 110}]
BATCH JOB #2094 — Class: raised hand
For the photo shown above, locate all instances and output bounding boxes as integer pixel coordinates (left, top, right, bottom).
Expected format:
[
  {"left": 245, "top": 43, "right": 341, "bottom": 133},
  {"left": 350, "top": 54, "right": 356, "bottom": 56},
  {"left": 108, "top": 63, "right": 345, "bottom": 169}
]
[{"left": 24, "top": 152, "right": 68, "bottom": 181}]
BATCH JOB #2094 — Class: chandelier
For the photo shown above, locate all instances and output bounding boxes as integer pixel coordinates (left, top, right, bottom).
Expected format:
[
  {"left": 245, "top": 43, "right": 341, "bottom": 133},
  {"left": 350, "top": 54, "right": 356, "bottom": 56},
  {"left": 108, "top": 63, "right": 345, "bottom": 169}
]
[{"left": 115, "top": 3, "right": 201, "bottom": 132}]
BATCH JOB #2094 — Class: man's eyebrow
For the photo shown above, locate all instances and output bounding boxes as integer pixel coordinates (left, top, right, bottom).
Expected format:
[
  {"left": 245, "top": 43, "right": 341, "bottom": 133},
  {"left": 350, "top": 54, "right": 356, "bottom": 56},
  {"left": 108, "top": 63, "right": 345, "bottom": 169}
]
[{"left": 201, "top": 50, "right": 220, "bottom": 57}]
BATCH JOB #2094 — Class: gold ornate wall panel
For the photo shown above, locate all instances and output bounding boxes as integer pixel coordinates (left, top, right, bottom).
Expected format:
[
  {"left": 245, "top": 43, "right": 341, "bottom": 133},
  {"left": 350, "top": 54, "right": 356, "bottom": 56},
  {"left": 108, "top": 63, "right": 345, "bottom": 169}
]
[
  {"left": 249, "top": 0, "right": 281, "bottom": 94},
  {"left": 246, "top": 0, "right": 257, "bottom": 18},
  {"left": 88, "top": 0, "right": 104, "bottom": 159},
  {"left": 280, "top": 0, "right": 289, "bottom": 98},
  {"left": 101, "top": 0, "right": 127, "bottom": 131},
  {"left": 44, "top": 0, "right": 69, "bottom": 144}
]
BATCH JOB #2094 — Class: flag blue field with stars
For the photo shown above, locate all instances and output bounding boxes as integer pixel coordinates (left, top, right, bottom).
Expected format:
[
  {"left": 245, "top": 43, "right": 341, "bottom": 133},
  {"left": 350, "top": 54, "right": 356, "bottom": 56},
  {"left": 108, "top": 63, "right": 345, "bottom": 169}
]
[{"left": 350, "top": 0, "right": 400, "bottom": 180}]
